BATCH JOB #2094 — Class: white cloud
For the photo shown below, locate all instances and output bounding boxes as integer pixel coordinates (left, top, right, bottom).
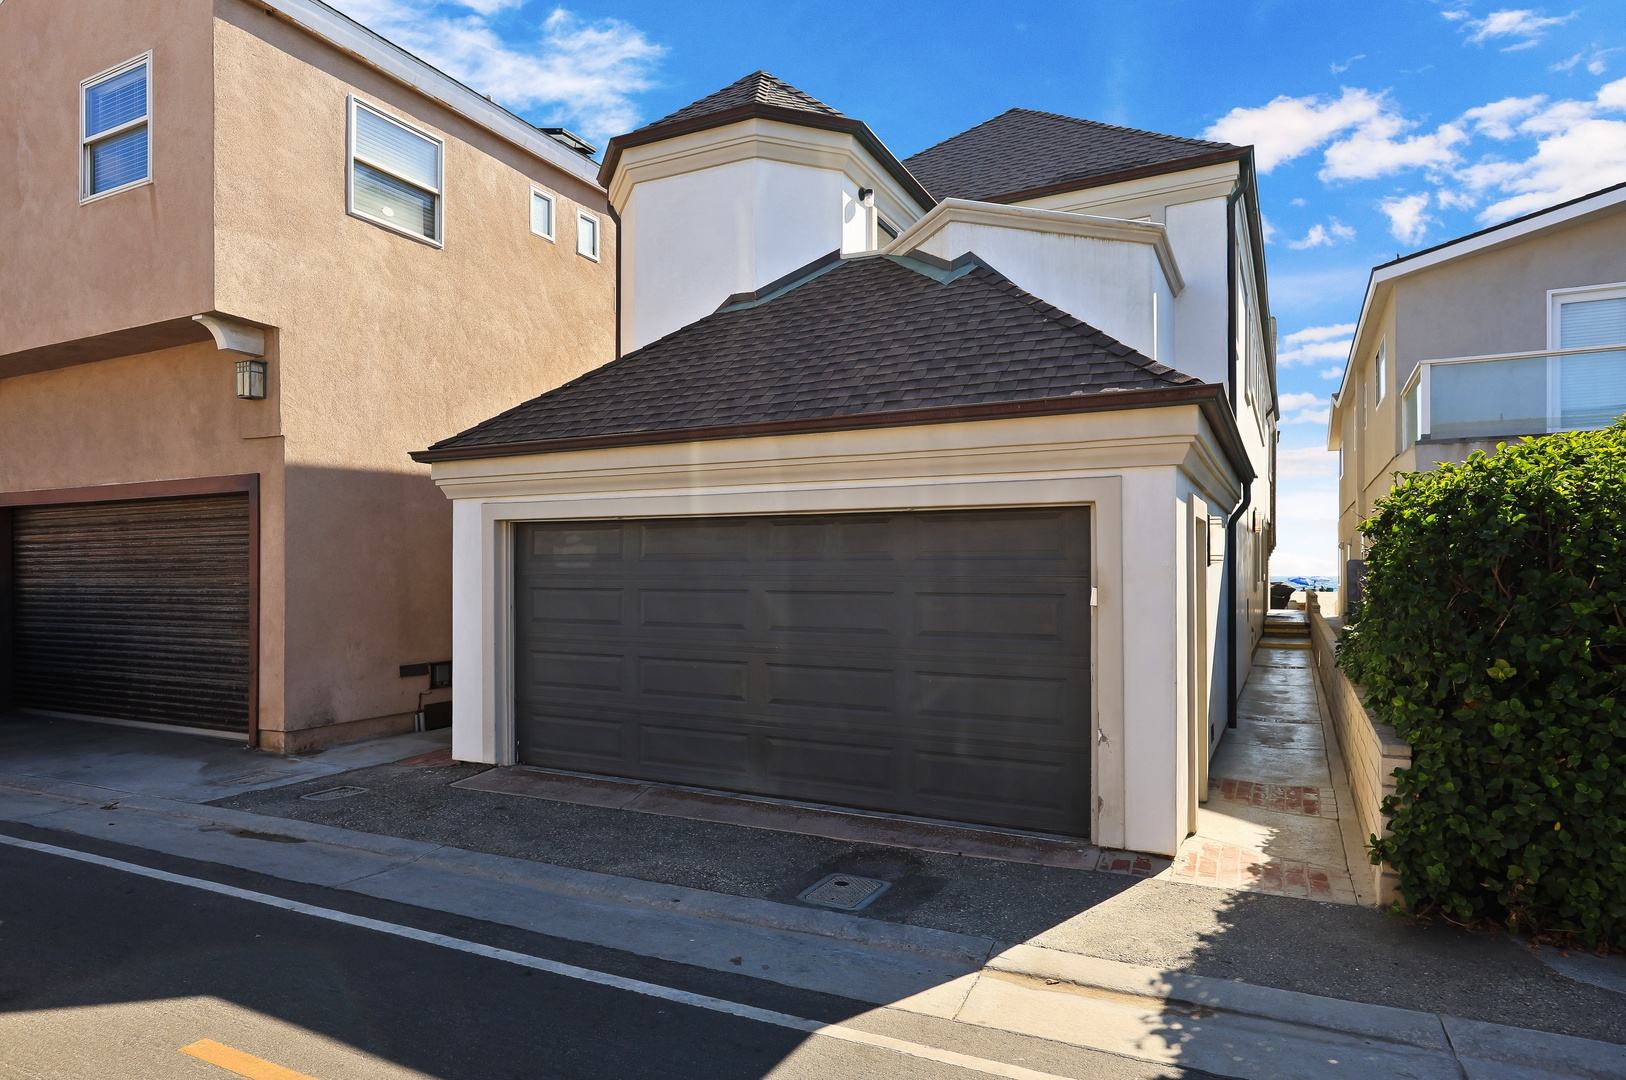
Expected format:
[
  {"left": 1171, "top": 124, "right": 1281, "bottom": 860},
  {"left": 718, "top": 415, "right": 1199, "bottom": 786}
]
[
  {"left": 1331, "top": 54, "right": 1367, "bottom": 75},
  {"left": 1280, "top": 392, "right": 1331, "bottom": 425},
  {"left": 326, "top": 1, "right": 665, "bottom": 143},
  {"left": 1284, "top": 322, "right": 1357, "bottom": 344},
  {"left": 1279, "top": 323, "right": 1356, "bottom": 367},
  {"left": 1260, "top": 213, "right": 1277, "bottom": 244},
  {"left": 1457, "top": 78, "right": 1626, "bottom": 220},
  {"left": 1320, "top": 115, "right": 1467, "bottom": 181},
  {"left": 1380, "top": 192, "right": 1435, "bottom": 243},
  {"left": 1278, "top": 446, "right": 1338, "bottom": 478},
  {"left": 1204, "top": 88, "right": 1386, "bottom": 172},
  {"left": 1462, "top": 94, "right": 1547, "bottom": 138},
  {"left": 1461, "top": 9, "right": 1576, "bottom": 49},
  {"left": 1320, "top": 366, "right": 1345, "bottom": 379},
  {"left": 1286, "top": 219, "right": 1357, "bottom": 249}
]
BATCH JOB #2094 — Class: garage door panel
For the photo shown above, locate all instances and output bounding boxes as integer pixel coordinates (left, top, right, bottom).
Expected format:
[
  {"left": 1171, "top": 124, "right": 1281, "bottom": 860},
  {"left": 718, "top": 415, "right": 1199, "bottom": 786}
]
[
  {"left": 519, "top": 713, "right": 625, "bottom": 764},
  {"left": 522, "top": 586, "right": 624, "bottom": 626},
  {"left": 763, "top": 589, "right": 895, "bottom": 636},
  {"left": 515, "top": 508, "right": 1091, "bottom": 836},
  {"left": 638, "top": 656, "right": 749, "bottom": 703},
  {"left": 12, "top": 494, "right": 251, "bottom": 733},
  {"left": 638, "top": 588, "right": 750, "bottom": 631},
  {"left": 639, "top": 724, "right": 752, "bottom": 774},
  {"left": 519, "top": 648, "right": 626, "bottom": 693},
  {"left": 763, "top": 736, "right": 895, "bottom": 792}
]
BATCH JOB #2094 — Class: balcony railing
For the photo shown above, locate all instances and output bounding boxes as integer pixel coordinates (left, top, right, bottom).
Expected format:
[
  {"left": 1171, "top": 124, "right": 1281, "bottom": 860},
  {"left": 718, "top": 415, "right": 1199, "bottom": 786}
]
[{"left": 1400, "top": 344, "right": 1626, "bottom": 447}]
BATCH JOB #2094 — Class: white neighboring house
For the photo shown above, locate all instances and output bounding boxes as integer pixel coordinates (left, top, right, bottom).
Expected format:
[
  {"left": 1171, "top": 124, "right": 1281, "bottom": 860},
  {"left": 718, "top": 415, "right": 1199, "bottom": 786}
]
[{"left": 414, "top": 74, "right": 1278, "bottom": 857}]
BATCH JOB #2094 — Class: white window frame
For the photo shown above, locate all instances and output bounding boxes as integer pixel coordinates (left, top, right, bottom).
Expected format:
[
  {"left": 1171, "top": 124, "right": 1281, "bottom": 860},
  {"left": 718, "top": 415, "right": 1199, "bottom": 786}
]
[
  {"left": 1548, "top": 281, "right": 1626, "bottom": 348},
  {"left": 346, "top": 96, "right": 444, "bottom": 247},
  {"left": 529, "top": 187, "right": 556, "bottom": 242},
  {"left": 80, "top": 52, "right": 153, "bottom": 204},
  {"left": 576, "top": 209, "right": 600, "bottom": 261},
  {"left": 1374, "top": 339, "right": 1387, "bottom": 403}
]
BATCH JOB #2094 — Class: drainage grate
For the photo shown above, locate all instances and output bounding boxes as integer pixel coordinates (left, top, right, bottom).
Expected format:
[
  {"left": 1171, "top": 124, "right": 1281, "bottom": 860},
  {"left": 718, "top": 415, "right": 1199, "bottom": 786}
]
[
  {"left": 798, "top": 873, "right": 891, "bottom": 911},
  {"left": 211, "top": 771, "right": 280, "bottom": 787},
  {"left": 300, "top": 785, "right": 370, "bottom": 802}
]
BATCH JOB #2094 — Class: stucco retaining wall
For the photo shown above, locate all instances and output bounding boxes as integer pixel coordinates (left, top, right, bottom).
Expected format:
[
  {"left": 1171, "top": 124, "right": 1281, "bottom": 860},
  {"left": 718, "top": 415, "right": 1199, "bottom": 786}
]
[{"left": 1306, "top": 593, "right": 1409, "bottom": 906}]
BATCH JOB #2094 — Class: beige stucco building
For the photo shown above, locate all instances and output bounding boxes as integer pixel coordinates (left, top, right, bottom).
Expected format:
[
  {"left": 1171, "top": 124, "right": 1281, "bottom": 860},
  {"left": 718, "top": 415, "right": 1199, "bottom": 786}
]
[
  {"left": 1329, "top": 181, "right": 1626, "bottom": 593},
  {"left": 0, "top": 0, "right": 615, "bottom": 749}
]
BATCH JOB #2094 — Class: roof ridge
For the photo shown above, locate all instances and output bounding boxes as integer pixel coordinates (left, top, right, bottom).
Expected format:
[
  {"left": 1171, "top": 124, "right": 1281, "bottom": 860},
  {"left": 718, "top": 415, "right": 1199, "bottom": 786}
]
[
  {"left": 642, "top": 69, "right": 843, "bottom": 131},
  {"left": 998, "top": 107, "right": 1237, "bottom": 150}
]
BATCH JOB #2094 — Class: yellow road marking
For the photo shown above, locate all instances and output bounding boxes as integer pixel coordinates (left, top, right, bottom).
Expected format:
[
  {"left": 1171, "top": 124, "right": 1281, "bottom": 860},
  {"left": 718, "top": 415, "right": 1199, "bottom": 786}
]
[{"left": 180, "top": 1040, "right": 320, "bottom": 1080}]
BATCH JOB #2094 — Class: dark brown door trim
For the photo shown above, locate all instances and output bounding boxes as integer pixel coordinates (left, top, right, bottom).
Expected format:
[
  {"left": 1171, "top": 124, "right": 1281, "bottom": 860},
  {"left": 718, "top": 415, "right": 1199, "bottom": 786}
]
[{"left": 0, "top": 475, "right": 262, "bottom": 746}]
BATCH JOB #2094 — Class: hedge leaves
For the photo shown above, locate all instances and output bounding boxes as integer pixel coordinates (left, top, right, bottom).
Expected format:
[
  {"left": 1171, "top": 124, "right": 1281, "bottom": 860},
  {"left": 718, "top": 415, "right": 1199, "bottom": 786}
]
[{"left": 1340, "top": 419, "right": 1626, "bottom": 947}]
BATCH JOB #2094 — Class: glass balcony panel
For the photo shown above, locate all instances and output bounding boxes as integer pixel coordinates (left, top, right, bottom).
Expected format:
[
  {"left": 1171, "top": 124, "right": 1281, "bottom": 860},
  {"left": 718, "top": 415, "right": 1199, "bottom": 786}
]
[
  {"left": 1559, "top": 349, "right": 1626, "bottom": 430},
  {"left": 1430, "top": 356, "right": 1548, "bottom": 439}
]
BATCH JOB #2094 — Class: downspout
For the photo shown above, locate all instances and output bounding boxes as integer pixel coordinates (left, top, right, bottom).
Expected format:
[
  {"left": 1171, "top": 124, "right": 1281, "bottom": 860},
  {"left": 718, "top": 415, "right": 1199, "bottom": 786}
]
[
  {"left": 610, "top": 201, "right": 623, "bottom": 359},
  {"left": 1225, "top": 186, "right": 1250, "bottom": 730}
]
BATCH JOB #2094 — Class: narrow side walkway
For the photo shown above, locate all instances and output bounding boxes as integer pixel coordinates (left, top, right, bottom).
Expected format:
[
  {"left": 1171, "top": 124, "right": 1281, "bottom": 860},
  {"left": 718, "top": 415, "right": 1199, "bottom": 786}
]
[{"left": 1161, "top": 611, "right": 1362, "bottom": 903}]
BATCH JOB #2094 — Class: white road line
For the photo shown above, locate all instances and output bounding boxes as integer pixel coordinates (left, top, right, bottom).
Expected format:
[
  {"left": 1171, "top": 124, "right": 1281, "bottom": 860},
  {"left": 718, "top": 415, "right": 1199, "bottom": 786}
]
[{"left": 0, "top": 832, "right": 1076, "bottom": 1080}]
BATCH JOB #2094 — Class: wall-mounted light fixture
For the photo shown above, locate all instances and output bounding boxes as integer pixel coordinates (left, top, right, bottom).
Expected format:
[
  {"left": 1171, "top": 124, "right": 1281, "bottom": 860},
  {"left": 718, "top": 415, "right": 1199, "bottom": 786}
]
[
  {"left": 857, "top": 187, "right": 875, "bottom": 207},
  {"left": 235, "top": 359, "right": 267, "bottom": 400}
]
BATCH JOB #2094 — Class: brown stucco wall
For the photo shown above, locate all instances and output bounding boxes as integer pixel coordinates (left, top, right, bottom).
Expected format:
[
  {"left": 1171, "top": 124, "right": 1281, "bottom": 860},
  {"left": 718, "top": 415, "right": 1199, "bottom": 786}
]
[
  {"left": 211, "top": 2, "right": 617, "bottom": 747},
  {"left": 0, "top": 0, "right": 216, "bottom": 358},
  {"left": 0, "top": 342, "right": 289, "bottom": 730}
]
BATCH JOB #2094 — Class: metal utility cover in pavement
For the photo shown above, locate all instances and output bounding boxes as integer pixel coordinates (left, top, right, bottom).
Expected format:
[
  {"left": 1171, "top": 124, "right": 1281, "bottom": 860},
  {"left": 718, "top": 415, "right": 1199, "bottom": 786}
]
[
  {"left": 798, "top": 873, "right": 890, "bottom": 911},
  {"left": 300, "top": 786, "right": 370, "bottom": 802}
]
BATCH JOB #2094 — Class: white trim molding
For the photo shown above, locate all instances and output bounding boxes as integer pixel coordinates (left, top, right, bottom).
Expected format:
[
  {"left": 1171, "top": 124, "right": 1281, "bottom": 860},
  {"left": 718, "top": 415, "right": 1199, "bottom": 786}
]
[
  {"left": 191, "top": 314, "right": 267, "bottom": 356},
  {"left": 606, "top": 117, "right": 928, "bottom": 232},
  {"left": 887, "top": 198, "right": 1185, "bottom": 296}
]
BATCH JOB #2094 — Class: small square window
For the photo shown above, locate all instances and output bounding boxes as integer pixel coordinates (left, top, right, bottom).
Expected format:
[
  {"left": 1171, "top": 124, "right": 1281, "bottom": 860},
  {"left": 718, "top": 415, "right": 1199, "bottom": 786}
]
[
  {"left": 530, "top": 188, "right": 556, "bottom": 240},
  {"left": 577, "top": 210, "right": 600, "bottom": 261},
  {"left": 81, "top": 54, "right": 152, "bottom": 202},
  {"left": 348, "top": 97, "right": 443, "bottom": 245}
]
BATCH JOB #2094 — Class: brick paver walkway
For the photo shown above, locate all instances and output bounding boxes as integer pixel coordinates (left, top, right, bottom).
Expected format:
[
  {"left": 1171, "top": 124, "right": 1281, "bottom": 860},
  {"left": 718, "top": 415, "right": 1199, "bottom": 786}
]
[{"left": 1158, "top": 611, "right": 1360, "bottom": 904}]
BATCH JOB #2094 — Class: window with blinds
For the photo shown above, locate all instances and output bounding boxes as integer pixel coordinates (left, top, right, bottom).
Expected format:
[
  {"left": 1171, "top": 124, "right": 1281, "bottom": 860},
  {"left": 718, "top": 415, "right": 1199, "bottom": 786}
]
[
  {"left": 348, "top": 98, "right": 443, "bottom": 244},
  {"left": 81, "top": 55, "right": 151, "bottom": 201},
  {"left": 1556, "top": 288, "right": 1626, "bottom": 431}
]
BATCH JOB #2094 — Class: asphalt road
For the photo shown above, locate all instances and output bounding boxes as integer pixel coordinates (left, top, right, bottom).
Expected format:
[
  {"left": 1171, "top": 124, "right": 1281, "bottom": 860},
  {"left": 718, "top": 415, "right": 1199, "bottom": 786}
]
[{"left": 0, "top": 828, "right": 1215, "bottom": 1080}]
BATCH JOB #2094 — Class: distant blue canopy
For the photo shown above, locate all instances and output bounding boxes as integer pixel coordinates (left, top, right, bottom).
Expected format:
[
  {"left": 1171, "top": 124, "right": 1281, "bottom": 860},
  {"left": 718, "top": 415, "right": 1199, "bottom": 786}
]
[{"left": 1273, "top": 575, "right": 1338, "bottom": 591}]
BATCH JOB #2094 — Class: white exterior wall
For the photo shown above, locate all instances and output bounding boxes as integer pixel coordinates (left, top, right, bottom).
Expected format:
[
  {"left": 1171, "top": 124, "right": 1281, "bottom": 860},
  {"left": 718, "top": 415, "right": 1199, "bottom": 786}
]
[
  {"left": 1164, "top": 198, "right": 1230, "bottom": 385},
  {"left": 913, "top": 222, "right": 1174, "bottom": 362},
  {"left": 622, "top": 158, "right": 846, "bottom": 350},
  {"left": 611, "top": 119, "right": 927, "bottom": 352}
]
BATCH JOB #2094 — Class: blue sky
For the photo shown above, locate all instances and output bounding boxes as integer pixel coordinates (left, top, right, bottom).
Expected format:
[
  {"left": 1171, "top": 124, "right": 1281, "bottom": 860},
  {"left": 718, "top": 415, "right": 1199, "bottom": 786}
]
[{"left": 331, "top": 0, "right": 1626, "bottom": 573}]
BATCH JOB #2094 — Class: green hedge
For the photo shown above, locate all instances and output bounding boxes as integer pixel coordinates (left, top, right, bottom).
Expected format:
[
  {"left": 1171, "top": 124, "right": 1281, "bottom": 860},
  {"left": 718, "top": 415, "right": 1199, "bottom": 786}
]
[{"left": 1339, "top": 419, "right": 1626, "bottom": 947}]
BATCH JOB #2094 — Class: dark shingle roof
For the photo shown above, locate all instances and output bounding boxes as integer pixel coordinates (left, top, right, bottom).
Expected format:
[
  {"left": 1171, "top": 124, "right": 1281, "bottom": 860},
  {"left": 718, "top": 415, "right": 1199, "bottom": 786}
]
[
  {"left": 420, "top": 255, "right": 1201, "bottom": 458},
  {"left": 645, "top": 71, "right": 843, "bottom": 130},
  {"left": 905, "top": 108, "right": 1243, "bottom": 203}
]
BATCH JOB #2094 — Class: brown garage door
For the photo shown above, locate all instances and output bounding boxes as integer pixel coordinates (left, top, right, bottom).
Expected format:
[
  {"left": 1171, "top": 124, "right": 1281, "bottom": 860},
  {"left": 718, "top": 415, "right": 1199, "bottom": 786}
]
[
  {"left": 11, "top": 494, "right": 252, "bottom": 733},
  {"left": 514, "top": 508, "right": 1091, "bottom": 835}
]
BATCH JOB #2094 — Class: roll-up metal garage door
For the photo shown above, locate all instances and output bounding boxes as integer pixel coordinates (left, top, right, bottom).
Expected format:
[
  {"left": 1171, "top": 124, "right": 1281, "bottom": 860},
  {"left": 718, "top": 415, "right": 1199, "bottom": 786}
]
[
  {"left": 514, "top": 508, "right": 1091, "bottom": 836},
  {"left": 11, "top": 494, "right": 252, "bottom": 733}
]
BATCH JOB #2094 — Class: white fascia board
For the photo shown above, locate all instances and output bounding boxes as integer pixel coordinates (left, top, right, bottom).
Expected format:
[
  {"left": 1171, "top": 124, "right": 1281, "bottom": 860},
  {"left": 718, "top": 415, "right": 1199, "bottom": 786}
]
[
  {"left": 257, "top": 0, "right": 601, "bottom": 187},
  {"left": 1329, "top": 183, "right": 1626, "bottom": 418},
  {"left": 889, "top": 198, "right": 1185, "bottom": 296},
  {"left": 607, "top": 118, "right": 927, "bottom": 221}
]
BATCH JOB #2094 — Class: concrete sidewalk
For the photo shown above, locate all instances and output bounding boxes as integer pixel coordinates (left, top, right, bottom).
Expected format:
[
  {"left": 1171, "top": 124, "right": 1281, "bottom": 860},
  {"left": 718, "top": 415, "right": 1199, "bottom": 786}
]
[{"left": 2, "top": 769, "right": 1624, "bottom": 1079}]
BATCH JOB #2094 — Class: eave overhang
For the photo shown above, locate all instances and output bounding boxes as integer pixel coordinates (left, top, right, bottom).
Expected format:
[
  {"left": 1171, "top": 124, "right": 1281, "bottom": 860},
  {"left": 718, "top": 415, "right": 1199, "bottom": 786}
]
[
  {"left": 600, "top": 103, "right": 936, "bottom": 211},
  {"left": 411, "top": 382, "right": 1255, "bottom": 483}
]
